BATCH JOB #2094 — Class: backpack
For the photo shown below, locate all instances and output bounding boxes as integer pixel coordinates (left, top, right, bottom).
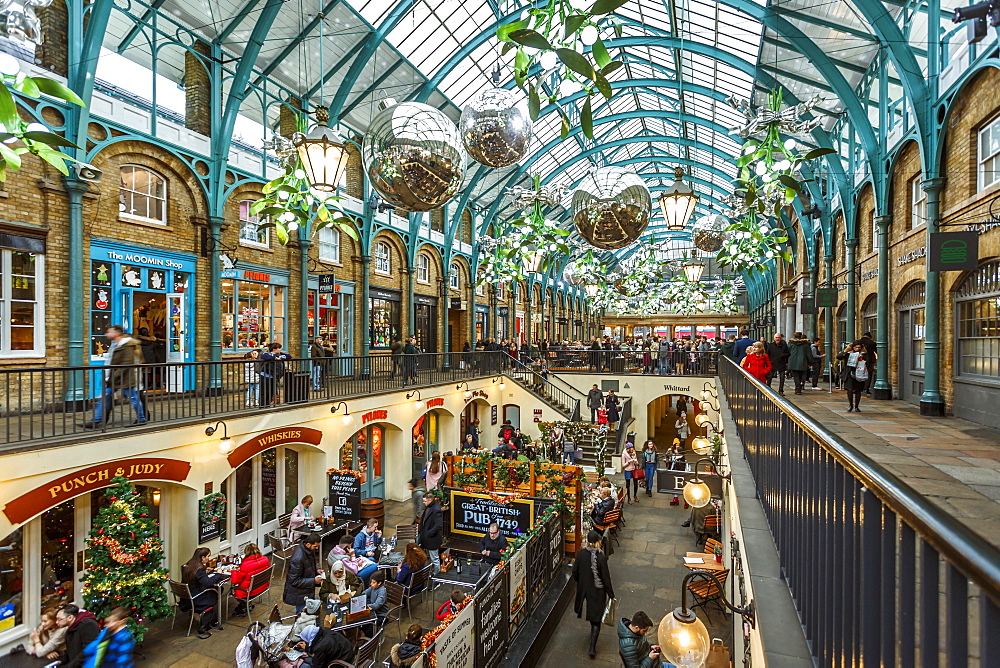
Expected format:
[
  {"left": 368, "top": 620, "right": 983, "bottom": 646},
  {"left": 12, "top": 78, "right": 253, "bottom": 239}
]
[{"left": 853, "top": 363, "right": 869, "bottom": 381}]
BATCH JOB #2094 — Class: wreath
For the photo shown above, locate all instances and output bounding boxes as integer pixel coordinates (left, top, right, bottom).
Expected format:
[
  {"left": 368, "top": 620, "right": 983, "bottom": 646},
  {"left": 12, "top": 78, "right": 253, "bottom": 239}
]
[{"left": 199, "top": 493, "right": 227, "bottom": 527}]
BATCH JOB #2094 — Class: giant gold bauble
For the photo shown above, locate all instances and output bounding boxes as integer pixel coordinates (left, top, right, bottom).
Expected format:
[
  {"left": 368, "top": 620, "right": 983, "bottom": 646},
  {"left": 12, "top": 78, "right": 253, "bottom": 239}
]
[
  {"left": 572, "top": 167, "right": 651, "bottom": 250},
  {"left": 691, "top": 213, "right": 731, "bottom": 253},
  {"left": 362, "top": 98, "right": 466, "bottom": 212},
  {"left": 460, "top": 87, "right": 532, "bottom": 168}
]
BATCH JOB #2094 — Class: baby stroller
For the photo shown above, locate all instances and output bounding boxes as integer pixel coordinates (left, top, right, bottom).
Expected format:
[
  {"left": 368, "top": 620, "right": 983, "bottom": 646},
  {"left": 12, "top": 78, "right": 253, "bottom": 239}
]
[{"left": 237, "top": 612, "right": 298, "bottom": 667}]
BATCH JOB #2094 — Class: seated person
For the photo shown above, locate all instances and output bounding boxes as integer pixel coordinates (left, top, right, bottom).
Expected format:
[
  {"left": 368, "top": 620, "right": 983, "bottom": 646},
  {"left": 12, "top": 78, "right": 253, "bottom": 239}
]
[
  {"left": 230, "top": 543, "right": 271, "bottom": 616},
  {"left": 299, "top": 625, "right": 354, "bottom": 667},
  {"left": 277, "top": 638, "right": 310, "bottom": 668},
  {"left": 353, "top": 518, "right": 383, "bottom": 560},
  {"left": 27, "top": 608, "right": 65, "bottom": 660},
  {"left": 363, "top": 570, "right": 389, "bottom": 624},
  {"left": 390, "top": 624, "right": 425, "bottom": 668},
  {"left": 491, "top": 436, "right": 511, "bottom": 457},
  {"left": 180, "top": 547, "right": 226, "bottom": 639},
  {"left": 396, "top": 543, "right": 429, "bottom": 593},
  {"left": 327, "top": 536, "right": 379, "bottom": 586},
  {"left": 435, "top": 590, "right": 466, "bottom": 620},
  {"left": 591, "top": 488, "right": 616, "bottom": 525},
  {"left": 319, "top": 560, "right": 363, "bottom": 602},
  {"left": 461, "top": 433, "right": 476, "bottom": 451},
  {"left": 477, "top": 523, "right": 509, "bottom": 565}
]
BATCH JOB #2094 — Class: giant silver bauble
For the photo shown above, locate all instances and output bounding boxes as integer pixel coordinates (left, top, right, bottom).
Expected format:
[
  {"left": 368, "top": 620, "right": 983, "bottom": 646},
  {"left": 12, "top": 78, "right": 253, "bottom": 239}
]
[
  {"left": 362, "top": 98, "right": 466, "bottom": 212},
  {"left": 563, "top": 262, "right": 586, "bottom": 286},
  {"left": 460, "top": 87, "right": 532, "bottom": 168},
  {"left": 572, "top": 167, "right": 652, "bottom": 250},
  {"left": 691, "top": 213, "right": 731, "bottom": 253}
]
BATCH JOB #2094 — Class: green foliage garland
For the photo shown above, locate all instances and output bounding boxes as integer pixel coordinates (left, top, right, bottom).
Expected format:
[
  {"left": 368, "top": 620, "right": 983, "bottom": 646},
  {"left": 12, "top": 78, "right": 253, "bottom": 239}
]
[
  {"left": 453, "top": 452, "right": 491, "bottom": 488},
  {"left": 493, "top": 460, "right": 531, "bottom": 490}
]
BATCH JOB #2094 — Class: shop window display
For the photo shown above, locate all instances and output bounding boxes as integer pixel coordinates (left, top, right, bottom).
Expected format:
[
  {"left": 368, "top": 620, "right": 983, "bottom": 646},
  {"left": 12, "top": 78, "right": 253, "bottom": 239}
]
[
  {"left": 956, "top": 261, "right": 1000, "bottom": 378},
  {"left": 0, "top": 527, "right": 23, "bottom": 630},
  {"left": 40, "top": 500, "right": 74, "bottom": 614},
  {"left": 222, "top": 281, "right": 286, "bottom": 350},
  {"left": 369, "top": 298, "right": 399, "bottom": 349}
]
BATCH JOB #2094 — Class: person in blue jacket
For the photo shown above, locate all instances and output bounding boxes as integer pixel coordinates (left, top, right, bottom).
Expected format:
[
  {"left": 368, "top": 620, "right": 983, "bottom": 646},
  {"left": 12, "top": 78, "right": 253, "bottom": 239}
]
[
  {"left": 732, "top": 331, "right": 753, "bottom": 361},
  {"left": 353, "top": 518, "right": 383, "bottom": 560}
]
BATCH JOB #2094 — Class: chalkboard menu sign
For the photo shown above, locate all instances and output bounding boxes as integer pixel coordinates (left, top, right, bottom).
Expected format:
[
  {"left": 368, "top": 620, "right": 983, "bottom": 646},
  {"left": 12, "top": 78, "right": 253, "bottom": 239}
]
[
  {"left": 545, "top": 511, "right": 564, "bottom": 581},
  {"left": 448, "top": 489, "right": 535, "bottom": 539},
  {"left": 328, "top": 471, "right": 361, "bottom": 522},
  {"left": 474, "top": 570, "right": 509, "bottom": 668}
]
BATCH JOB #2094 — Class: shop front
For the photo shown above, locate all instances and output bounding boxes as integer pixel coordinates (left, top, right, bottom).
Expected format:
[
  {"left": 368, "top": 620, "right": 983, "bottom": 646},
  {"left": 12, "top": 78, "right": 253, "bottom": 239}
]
[
  {"left": 369, "top": 288, "right": 401, "bottom": 350},
  {"left": 952, "top": 260, "right": 1000, "bottom": 428},
  {"left": 897, "top": 281, "right": 926, "bottom": 405},
  {"left": 414, "top": 294, "right": 439, "bottom": 353},
  {"left": 475, "top": 304, "right": 489, "bottom": 343},
  {"left": 89, "top": 240, "right": 196, "bottom": 392},
  {"left": 339, "top": 425, "right": 386, "bottom": 499},
  {"left": 308, "top": 275, "right": 355, "bottom": 360},
  {"left": 412, "top": 409, "right": 441, "bottom": 479},
  {"left": 220, "top": 264, "right": 290, "bottom": 352}
]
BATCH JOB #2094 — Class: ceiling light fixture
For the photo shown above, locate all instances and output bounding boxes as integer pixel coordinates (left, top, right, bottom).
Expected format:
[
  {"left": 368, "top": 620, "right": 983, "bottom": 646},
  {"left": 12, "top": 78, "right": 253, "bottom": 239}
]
[{"left": 658, "top": 167, "right": 699, "bottom": 231}]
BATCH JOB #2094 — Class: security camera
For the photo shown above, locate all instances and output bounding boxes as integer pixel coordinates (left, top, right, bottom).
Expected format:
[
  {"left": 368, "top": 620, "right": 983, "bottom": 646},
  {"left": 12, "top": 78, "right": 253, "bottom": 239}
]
[
  {"left": 953, "top": 0, "right": 996, "bottom": 22},
  {"left": 71, "top": 162, "right": 103, "bottom": 183}
]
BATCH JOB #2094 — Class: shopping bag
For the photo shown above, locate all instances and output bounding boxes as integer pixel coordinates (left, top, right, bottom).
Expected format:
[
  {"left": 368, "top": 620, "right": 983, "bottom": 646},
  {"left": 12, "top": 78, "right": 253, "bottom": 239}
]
[
  {"left": 459, "top": 360, "right": 466, "bottom": 369},
  {"left": 704, "top": 638, "right": 731, "bottom": 668},
  {"left": 602, "top": 597, "right": 618, "bottom": 627}
]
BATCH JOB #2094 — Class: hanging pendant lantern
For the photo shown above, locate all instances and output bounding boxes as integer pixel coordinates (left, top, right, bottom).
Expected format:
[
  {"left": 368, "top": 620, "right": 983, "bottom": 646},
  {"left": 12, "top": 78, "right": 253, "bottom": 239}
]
[
  {"left": 658, "top": 167, "right": 699, "bottom": 231},
  {"left": 682, "top": 258, "right": 705, "bottom": 283},
  {"left": 291, "top": 106, "right": 349, "bottom": 193}
]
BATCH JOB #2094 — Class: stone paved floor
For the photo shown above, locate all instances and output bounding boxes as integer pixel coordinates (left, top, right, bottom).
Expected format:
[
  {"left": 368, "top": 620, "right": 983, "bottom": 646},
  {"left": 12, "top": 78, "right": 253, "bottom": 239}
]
[{"left": 784, "top": 386, "right": 1000, "bottom": 548}]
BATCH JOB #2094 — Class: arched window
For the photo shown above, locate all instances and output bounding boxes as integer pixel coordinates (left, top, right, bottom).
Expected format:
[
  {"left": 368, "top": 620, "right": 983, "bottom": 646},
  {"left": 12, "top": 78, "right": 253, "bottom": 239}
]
[
  {"left": 120, "top": 165, "right": 167, "bottom": 224},
  {"left": 449, "top": 262, "right": 460, "bottom": 290},
  {"left": 238, "top": 200, "right": 268, "bottom": 247},
  {"left": 416, "top": 253, "right": 430, "bottom": 284},
  {"left": 374, "top": 241, "right": 391, "bottom": 275},
  {"left": 861, "top": 295, "right": 877, "bottom": 338},
  {"left": 955, "top": 261, "right": 1000, "bottom": 378}
]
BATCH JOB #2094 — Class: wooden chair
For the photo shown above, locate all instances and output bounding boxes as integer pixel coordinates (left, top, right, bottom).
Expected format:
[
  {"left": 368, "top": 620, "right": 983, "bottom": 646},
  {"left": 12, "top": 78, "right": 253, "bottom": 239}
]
[
  {"left": 329, "top": 629, "right": 383, "bottom": 668},
  {"left": 686, "top": 569, "right": 730, "bottom": 621},
  {"left": 382, "top": 581, "right": 405, "bottom": 638},
  {"left": 600, "top": 526, "right": 615, "bottom": 557},
  {"left": 228, "top": 565, "right": 273, "bottom": 621},
  {"left": 266, "top": 534, "right": 297, "bottom": 578},
  {"left": 168, "top": 580, "right": 215, "bottom": 637},
  {"left": 614, "top": 488, "right": 627, "bottom": 525},
  {"left": 696, "top": 514, "right": 721, "bottom": 546},
  {"left": 403, "top": 564, "right": 435, "bottom": 623},
  {"left": 395, "top": 524, "right": 418, "bottom": 545},
  {"left": 592, "top": 509, "right": 621, "bottom": 546},
  {"left": 703, "top": 538, "right": 723, "bottom": 555}
]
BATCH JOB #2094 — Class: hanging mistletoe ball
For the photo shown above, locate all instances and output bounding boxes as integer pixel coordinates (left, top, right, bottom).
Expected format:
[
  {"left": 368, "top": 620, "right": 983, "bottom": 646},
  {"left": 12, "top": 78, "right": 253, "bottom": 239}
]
[
  {"left": 460, "top": 87, "right": 532, "bottom": 168},
  {"left": 691, "top": 213, "right": 731, "bottom": 253}
]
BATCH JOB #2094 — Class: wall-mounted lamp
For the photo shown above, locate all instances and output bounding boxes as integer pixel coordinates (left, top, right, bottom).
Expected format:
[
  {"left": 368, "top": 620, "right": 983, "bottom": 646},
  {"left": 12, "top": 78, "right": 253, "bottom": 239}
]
[
  {"left": 700, "top": 382, "right": 718, "bottom": 402},
  {"left": 206, "top": 421, "right": 231, "bottom": 455},
  {"left": 406, "top": 390, "right": 424, "bottom": 410},
  {"left": 152, "top": 490, "right": 161, "bottom": 507},
  {"left": 659, "top": 571, "right": 755, "bottom": 667},
  {"left": 681, "top": 458, "right": 730, "bottom": 509},
  {"left": 492, "top": 376, "right": 506, "bottom": 390},
  {"left": 456, "top": 381, "right": 472, "bottom": 399},
  {"left": 690, "top": 435, "right": 712, "bottom": 456},
  {"left": 331, "top": 401, "right": 351, "bottom": 425}
]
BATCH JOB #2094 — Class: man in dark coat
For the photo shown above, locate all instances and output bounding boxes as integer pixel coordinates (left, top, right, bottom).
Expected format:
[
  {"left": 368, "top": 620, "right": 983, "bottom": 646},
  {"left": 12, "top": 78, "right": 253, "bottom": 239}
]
[
  {"left": 573, "top": 530, "right": 615, "bottom": 658},
  {"left": 283, "top": 533, "right": 323, "bottom": 613},
  {"left": 477, "top": 522, "right": 509, "bottom": 565},
  {"left": 617, "top": 611, "right": 662, "bottom": 668},
  {"left": 857, "top": 331, "right": 877, "bottom": 394},
  {"left": 417, "top": 492, "right": 443, "bottom": 572},
  {"left": 589, "top": 339, "right": 602, "bottom": 370},
  {"left": 81, "top": 325, "right": 147, "bottom": 428},
  {"left": 732, "top": 330, "right": 753, "bottom": 361},
  {"left": 56, "top": 604, "right": 99, "bottom": 668},
  {"left": 587, "top": 384, "right": 603, "bottom": 423},
  {"left": 765, "top": 333, "right": 791, "bottom": 395},
  {"left": 591, "top": 488, "right": 616, "bottom": 525}
]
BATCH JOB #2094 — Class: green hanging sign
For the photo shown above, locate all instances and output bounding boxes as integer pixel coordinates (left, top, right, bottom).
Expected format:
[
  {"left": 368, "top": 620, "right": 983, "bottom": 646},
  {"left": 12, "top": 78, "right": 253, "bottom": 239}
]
[
  {"left": 815, "top": 288, "right": 839, "bottom": 308},
  {"left": 929, "top": 232, "right": 979, "bottom": 272}
]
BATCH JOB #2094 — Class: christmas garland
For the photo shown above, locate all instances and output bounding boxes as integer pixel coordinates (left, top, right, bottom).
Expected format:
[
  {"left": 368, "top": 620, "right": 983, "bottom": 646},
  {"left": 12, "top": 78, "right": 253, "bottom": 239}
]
[
  {"left": 493, "top": 460, "right": 531, "bottom": 490},
  {"left": 326, "top": 468, "right": 363, "bottom": 479},
  {"left": 462, "top": 487, "right": 529, "bottom": 504},
  {"left": 452, "top": 452, "right": 491, "bottom": 488},
  {"left": 199, "top": 493, "right": 227, "bottom": 527},
  {"left": 89, "top": 535, "right": 158, "bottom": 566},
  {"left": 420, "top": 594, "right": 474, "bottom": 667}
]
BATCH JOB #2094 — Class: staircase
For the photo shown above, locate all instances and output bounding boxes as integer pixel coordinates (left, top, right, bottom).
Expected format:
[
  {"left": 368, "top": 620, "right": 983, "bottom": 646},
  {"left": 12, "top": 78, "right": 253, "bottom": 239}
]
[{"left": 504, "top": 360, "right": 584, "bottom": 421}]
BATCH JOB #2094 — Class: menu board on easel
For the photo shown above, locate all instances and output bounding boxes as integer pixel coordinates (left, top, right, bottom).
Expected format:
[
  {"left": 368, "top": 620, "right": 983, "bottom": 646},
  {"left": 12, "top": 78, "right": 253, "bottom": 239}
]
[{"left": 328, "top": 471, "right": 361, "bottom": 522}]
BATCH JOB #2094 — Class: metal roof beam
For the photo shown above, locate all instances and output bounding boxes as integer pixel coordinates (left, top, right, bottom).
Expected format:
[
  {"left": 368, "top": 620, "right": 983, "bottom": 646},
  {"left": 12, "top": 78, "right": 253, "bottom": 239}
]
[
  {"left": 340, "top": 58, "right": 408, "bottom": 117},
  {"left": 303, "top": 38, "right": 371, "bottom": 101},
  {"left": 256, "top": 0, "right": 346, "bottom": 82},
  {"left": 762, "top": 35, "right": 907, "bottom": 81},
  {"left": 117, "top": 0, "right": 169, "bottom": 53},
  {"left": 218, "top": 0, "right": 262, "bottom": 42}
]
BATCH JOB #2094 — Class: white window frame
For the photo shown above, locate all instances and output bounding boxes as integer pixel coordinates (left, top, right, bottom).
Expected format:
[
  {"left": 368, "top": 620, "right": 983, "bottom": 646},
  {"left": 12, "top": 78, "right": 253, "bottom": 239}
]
[
  {"left": 978, "top": 115, "right": 1000, "bottom": 192},
  {"left": 119, "top": 164, "right": 167, "bottom": 225},
  {"left": 911, "top": 176, "right": 926, "bottom": 230},
  {"left": 416, "top": 253, "right": 430, "bottom": 284},
  {"left": 238, "top": 200, "right": 269, "bottom": 248},
  {"left": 374, "top": 241, "right": 391, "bottom": 275},
  {"left": 496, "top": 284, "right": 505, "bottom": 301},
  {"left": 318, "top": 226, "right": 341, "bottom": 264},
  {"left": 449, "top": 262, "right": 460, "bottom": 290},
  {"left": 871, "top": 210, "right": 878, "bottom": 253},
  {"left": 0, "top": 249, "right": 44, "bottom": 357}
]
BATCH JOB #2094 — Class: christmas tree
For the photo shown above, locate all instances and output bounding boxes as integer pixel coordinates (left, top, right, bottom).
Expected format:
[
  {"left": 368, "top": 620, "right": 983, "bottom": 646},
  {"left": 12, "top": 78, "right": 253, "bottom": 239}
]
[{"left": 81, "top": 476, "right": 171, "bottom": 643}]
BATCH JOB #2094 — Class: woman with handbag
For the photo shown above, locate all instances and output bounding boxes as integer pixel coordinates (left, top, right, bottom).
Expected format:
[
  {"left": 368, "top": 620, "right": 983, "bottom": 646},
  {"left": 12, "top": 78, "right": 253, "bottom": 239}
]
[
  {"left": 573, "top": 530, "right": 615, "bottom": 659},
  {"left": 621, "top": 443, "right": 640, "bottom": 504},
  {"left": 837, "top": 342, "right": 873, "bottom": 413},
  {"left": 641, "top": 441, "right": 657, "bottom": 498}
]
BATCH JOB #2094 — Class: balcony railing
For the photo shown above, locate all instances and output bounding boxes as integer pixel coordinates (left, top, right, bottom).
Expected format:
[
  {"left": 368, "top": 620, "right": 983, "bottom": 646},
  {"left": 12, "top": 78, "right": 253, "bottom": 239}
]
[
  {"left": 719, "top": 356, "right": 1000, "bottom": 666},
  {"left": 0, "top": 353, "right": 506, "bottom": 446},
  {"left": 541, "top": 348, "right": 719, "bottom": 375}
]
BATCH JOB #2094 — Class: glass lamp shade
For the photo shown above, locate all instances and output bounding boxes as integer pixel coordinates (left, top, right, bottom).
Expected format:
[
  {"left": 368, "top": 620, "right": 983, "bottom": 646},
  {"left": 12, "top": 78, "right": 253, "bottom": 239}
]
[
  {"left": 694, "top": 413, "right": 709, "bottom": 428},
  {"left": 682, "top": 260, "right": 705, "bottom": 283},
  {"left": 659, "top": 609, "right": 711, "bottom": 667},
  {"left": 585, "top": 283, "right": 600, "bottom": 298},
  {"left": 682, "top": 479, "right": 712, "bottom": 508},
  {"left": 658, "top": 167, "right": 699, "bottom": 231},
  {"left": 691, "top": 435, "right": 712, "bottom": 455},
  {"left": 218, "top": 437, "right": 232, "bottom": 455},
  {"left": 292, "top": 107, "right": 349, "bottom": 193}
]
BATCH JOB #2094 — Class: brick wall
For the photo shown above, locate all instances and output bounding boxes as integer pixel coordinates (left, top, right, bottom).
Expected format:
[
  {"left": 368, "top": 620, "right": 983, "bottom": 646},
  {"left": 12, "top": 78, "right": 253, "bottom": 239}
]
[
  {"left": 184, "top": 41, "right": 212, "bottom": 137},
  {"left": 36, "top": 0, "right": 68, "bottom": 77}
]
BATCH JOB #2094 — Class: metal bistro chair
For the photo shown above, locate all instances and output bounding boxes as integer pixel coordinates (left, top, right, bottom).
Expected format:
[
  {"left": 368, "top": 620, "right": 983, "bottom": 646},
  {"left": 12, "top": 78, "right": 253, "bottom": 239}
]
[
  {"left": 394, "top": 524, "right": 418, "bottom": 545},
  {"left": 228, "top": 565, "right": 273, "bottom": 621},
  {"left": 168, "top": 580, "right": 216, "bottom": 637},
  {"left": 330, "top": 629, "right": 383, "bottom": 668},
  {"left": 267, "top": 533, "right": 297, "bottom": 578},
  {"left": 403, "top": 564, "right": 435, "bottom": 623},
  {"left": 382, "top": 581, "right": 405, "bottom": 638},
  {"left": 278, "top": 512, "right": 292, "bottom": 540}
]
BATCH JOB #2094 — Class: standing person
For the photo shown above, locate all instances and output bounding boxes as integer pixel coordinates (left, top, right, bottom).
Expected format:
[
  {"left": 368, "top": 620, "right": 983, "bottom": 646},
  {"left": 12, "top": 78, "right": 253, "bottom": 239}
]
[
  {"left": 243, "top": 349, "right": 261, "bottom": 407},
  {"left": 674, "top": 413, "right": 689, "bottom": 445},
  {"left": 310, "top": 336, "right": 328, "bottom": 391},
  {"left": 283, "top": 533, "right": 324, "bottom": 614},
  {"left": 587, "top": 384, "right": 604, "bottom": 423},
  {"left": 417, "top": 491, "right": 443, "bottom": 572},
  {"left": 857, "top": 331, "right": 877, "bottom": 395},
  {"left": 549, "top": 425, "right": 566, "bottom": 463},
  {"left": 230, "top": 543, "right": 271, "bottom": 616},
  {"left": 617, "top": 611, "right": 662, "bottom": 668},
  {"left": 675, "top": 395, "right": 688, "bottom": 417},
  {"left": 80, "top": 607, "right": 134, "bottom": 668},
  {"left": 573, "top": 530, "right": 615, "bottom": 659},
  {"left": 621, "top": 443, "right": 639, "bottom": 504},
  {"left": 740, "top": 341, "right": 773, "bottom": 383},
  {"left": 181, "top": 548, "right": 226, "bottom": 638},
  {"left": 477, "top": 523, "right": 509, "bottom": 565},
  {"left": 80, "top": 325, "right": 146, "bottom": 428},
  {"left": 259, "top": 342, "right": 290, "bottom": 408},
  {"left": 765, "top": 333, "right": 790, "bottom": 395},
  {"left": 466, "top": 418, "right": 481, "bottom": 449},
  {"left": 657, "top": 339, "right": 672, "bottom": 375},
  {"left": 27, "top": 609, "right": 65, "bottom": 660},
  {"left": 809, "top": 337, "right": 826, "bottom": 389},
  {"left": 55, "top": 605, "right": 98, "bottom": 667},
  {"left": 787, "top": 332, "right": 812, "bottom": 395},
  {"left": 407, "top": 478, "right": 425, "bottom": 524},
  {"left": 733, "top": 330, "right": 753, "bottom": 361},
  {"left": 402, "top": 336, "right": 419, "bottom": 386},
  {"left": 422, "top": 451, "right": 448, "bottom": 491},
  {"left": 390, "top": 338, "right": 404, "bottom": 378},
  {"left": 838, "top": 342, "right": 873, "bottom": 412},
  {"left": 288, "top": 495, "right": 313, "bottom": 535},
  {"left": 641, "top": 441, "right": 657, "bottom": 498},
  {"left": 641, "top": 343, "right": 653, "bottom": 374},
  {"left": 604, "top": 390, "right": 621, "bottom": 431},
  {"left": 721, "top": 334, "right": 736, "bottom": 361}
]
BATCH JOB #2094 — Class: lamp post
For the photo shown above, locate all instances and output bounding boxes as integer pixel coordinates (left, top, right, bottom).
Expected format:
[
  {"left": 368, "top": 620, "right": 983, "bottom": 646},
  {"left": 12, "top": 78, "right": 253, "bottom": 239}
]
[
  {"left": 658, "top": 167, "right": 699, "bottom": 231},
  {"left": 659, "top": 572, "right": 755, "bottom": 667},
  {"left": 681, "top": 458, "right": 729, "bottom": 508}
]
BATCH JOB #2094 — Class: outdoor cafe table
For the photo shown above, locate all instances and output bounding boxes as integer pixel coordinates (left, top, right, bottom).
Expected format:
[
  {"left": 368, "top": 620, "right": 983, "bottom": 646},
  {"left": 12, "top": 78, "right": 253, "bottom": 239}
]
[
  {"left": 321, "top": 601, "right": 378, "bottom": 635},
  {"left": 430, "top": 562, "right": 490, "bottom": 608},
  {"left": 682, "top": 552, "right": 725, "bottom": 572}
]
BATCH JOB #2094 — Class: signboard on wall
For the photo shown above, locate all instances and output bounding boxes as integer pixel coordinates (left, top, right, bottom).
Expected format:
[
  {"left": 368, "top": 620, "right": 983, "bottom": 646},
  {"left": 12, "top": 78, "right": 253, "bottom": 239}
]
[
  {"left": 475, "top": 571, "right": 509, "bottom": 668},
  {"left": 929, "top": 231, "right": 979, "bottom": 272},
  {"left": 508, "top": 539, "right": 528, "bottom": 637},
  {"left": 448, "top": 489, "right": 535, "bottom": 538},
  {"left": 546, "top": 511, "right": 564, "bottom": 581},
  {"left": 435, "top": 599, "right": 475, "bottom": 668},
  {"left": 800, "top": 297, "right": 817, "bottom": 315},
  {"left": 328, "top": 471, "right": 362, "bottom": 522},
  {"left": 198, "top": 493, "right": 226, "bottom": 543},
  {"left": 491, "top": 405, "right": 498, "bottom": 426},
  {"left": 533, "top": 408, "right": 543, "bottom": 423},
  {"left": 815, "top": 288, "right": 838, "bottom": 308}
]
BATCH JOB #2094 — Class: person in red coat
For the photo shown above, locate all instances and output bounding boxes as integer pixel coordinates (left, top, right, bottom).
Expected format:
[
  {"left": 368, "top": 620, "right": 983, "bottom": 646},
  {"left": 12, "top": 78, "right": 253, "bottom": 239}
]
[
  {"left": 740, "top": 341, "right": 773, "bottom": 383},
  {"left": 231, "top": 543, "right": 271, "bottom": 616}
]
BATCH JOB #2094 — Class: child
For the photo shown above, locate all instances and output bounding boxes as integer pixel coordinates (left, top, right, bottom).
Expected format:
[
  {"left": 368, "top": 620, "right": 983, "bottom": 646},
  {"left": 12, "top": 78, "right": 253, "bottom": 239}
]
[
  {"left": 364, "top": 570, "right": 389, "bottom": 623},
  {"left": 435, "top": 590, "right": 466, "bottom": 620}
]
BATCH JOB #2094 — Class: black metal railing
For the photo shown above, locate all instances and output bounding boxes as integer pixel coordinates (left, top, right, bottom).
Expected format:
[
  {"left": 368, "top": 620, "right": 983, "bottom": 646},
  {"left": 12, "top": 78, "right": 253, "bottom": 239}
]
[
  {"left": 504, "top": 359, "right": 583, "bottom": 421},
  {"left": 0, "top": 352, "right": 506, "bottom": 446},
  {"left": 539, "top": 348, "right": 719, "bottom": 375},
  {"left": 719, "top": 356, "right": 1000, "bottom": 666}
]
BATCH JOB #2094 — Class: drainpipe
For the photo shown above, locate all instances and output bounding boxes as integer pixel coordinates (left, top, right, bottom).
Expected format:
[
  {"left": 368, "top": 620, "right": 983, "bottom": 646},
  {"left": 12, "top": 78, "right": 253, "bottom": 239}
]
[
  {"left": 360, "top": 254, "right": 371, "bottom": 372},
  {"left": 298, "top": 235, "right": 311, "bottom": 359},
  {"left": 64, "top": 176, "right": 89, "bottom": 404},
  {"left": 824, "top": 254, "right": 835, "bottom": 380},
  {"left": 208, "top": 215, "right": 224, "bottom": 391},
  {"left": 873, "top": 215, "right": 893, "bottom": 399},
  {"left": 919, "top": 178, "right": 946, "bottom": 415},
  {"left": 807, "top": 261, "right": 819, "bottom": 340},
  {"left": 845, "top": 237, "right": 858, "bottom": 343}
]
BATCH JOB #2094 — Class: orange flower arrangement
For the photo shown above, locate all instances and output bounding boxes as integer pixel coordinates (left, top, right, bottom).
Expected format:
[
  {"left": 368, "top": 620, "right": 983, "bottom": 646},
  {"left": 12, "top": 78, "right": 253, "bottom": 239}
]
[
  {"left": 325, "top": 468, "right": 362, "bottom": 479},
  {"left": 461, "top": 487, "right": 528, "bottom": 504}
]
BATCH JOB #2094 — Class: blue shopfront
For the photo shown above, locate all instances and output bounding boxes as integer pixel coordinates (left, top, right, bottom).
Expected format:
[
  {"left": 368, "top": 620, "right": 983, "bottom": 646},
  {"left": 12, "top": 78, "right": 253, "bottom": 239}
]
[
  {"left": 475, "top": 304, "right": 490, "bottom": 342},
  {"left": 89, "top": 240, "right": 197, "bottom": 392}
]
